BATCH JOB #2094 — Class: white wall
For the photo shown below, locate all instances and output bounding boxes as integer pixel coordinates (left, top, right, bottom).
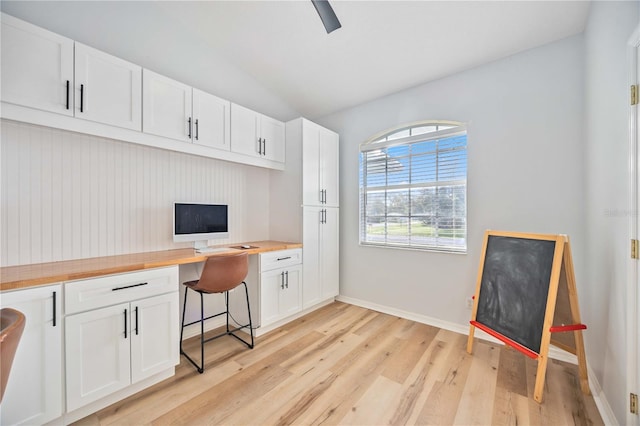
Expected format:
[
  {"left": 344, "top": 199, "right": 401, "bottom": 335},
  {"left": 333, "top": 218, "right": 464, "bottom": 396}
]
[
  {"left": 584, "top": 1, "right": 639, "bottom": 423},
  {"left": 317, "top": 35, "right": 585, "bottom": 342},
  {"left": 0, "top": 1, "right": 298, "bottom": 122},
  {"left": 0, "top": 120, "right": 270, "bottom": 266}
]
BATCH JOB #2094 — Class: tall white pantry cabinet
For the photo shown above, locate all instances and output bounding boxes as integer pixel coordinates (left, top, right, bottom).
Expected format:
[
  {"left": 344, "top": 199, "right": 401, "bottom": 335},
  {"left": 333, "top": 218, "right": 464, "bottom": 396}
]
[{"left": 271, "top": 118, "right": 340, "bottom": 307}]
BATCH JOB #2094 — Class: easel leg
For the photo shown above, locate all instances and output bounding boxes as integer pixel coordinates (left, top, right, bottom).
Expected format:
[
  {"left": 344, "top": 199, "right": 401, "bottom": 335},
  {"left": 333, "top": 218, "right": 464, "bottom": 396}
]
[
  {"left": 467, "top": 324, "right": 476, "bottom": 354},
  {"left": 533, "top": 354, "right": 549, "bottom": 403},
  {"left": 564, "top": 240, "right": 591, "bottom": 395},
  {"left": 574, "top": 330, "right": 591, "bottom": 395}
]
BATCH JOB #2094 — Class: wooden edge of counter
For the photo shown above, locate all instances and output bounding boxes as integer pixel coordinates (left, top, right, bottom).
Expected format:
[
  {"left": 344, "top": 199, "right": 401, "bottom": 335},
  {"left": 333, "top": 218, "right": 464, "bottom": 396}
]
[{"left": 1, "top": 241, "right": 302, "bottom": 291}]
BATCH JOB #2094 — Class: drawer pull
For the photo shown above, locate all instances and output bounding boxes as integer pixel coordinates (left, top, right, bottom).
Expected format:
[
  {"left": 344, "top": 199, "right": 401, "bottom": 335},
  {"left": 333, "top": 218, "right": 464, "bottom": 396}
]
[
  {"left": 52, "top": 291, "right": 57, "bottom": 327},
  {"left": 124, "top": 308, "right": 128, "bottom": 339},
  {"left": 135, "top": 306, "right": 139, "bottom": 335},
  {"left": 112, "top": 282, "right": 148, "bottom": 291},
  {"left": 277, "top": 256, "right": 292, "bottom": 261}
]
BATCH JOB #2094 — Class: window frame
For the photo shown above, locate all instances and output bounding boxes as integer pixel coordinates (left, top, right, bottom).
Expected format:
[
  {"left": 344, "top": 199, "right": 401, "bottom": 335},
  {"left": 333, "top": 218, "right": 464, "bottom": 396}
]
[{"left": 359, "top": 121, "right": 468, "bottom": 254}]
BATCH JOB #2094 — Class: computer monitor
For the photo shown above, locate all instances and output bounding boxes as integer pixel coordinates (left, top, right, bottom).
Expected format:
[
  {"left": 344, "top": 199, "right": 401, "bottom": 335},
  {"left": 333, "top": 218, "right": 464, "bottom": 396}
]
[{"left": 173, "top": 203, "right": 229, "bottom": 251}]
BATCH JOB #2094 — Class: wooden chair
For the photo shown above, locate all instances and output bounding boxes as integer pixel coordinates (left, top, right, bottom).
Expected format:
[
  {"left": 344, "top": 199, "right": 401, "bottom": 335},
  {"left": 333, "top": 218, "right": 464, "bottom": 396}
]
[
  {"left": 179, "top": 252, "right": 254, "bottom": 373},
  {"left": 1, "top": 308, "right": 26, "bottom": 403}
]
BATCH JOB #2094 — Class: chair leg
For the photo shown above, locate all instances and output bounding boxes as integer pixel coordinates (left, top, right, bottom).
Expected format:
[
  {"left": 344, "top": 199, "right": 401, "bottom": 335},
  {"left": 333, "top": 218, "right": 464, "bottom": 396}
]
[
  {"left": 243, "top": 281, "right": 255, "bottom": 349},
  {"left": 179, "top": 287, "right": 205, "bottom": 374},
  {"left": 225, "top": 291, "right": 230, "bottom": 333},
  {"left": 179, "top": 286, "right": 188, "bottom": 356},
  {"left": 199, "top": 291, "right": 204, "bottom": 373}
]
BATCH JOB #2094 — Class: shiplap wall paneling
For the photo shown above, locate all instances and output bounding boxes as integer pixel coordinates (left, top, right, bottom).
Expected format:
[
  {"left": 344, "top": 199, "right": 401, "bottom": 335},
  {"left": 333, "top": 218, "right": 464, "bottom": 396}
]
[{"left": 1, "top": 119, "right": 270, "bottom": 267}]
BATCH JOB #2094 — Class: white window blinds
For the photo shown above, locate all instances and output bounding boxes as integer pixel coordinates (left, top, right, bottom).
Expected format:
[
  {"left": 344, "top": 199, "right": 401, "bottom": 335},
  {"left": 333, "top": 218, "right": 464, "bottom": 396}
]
[{"left": 359, "top": 123, "right": 467, "bottom": 252}]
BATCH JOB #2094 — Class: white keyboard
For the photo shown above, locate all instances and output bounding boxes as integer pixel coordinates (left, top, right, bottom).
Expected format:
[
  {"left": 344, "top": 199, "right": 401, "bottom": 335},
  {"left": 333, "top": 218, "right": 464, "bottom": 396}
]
[{"left": 195, "top": 247, "right": 233, "bottom": 254}]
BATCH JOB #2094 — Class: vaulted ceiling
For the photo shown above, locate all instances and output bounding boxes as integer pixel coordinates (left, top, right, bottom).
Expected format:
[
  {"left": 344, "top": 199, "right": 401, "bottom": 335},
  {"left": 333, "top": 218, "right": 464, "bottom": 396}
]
[{"left": 2, "top": 1, "right": 591, "bottom": 119}]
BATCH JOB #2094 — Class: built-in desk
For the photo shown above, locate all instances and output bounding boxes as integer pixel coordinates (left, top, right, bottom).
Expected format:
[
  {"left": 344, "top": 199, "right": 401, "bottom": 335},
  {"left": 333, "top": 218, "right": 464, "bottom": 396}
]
[
  {"left": 0, "top": 240, "right": 303, "bottom": 425},
  {"left": 0, "top": 240, "right": 302, "bottom": 291}
]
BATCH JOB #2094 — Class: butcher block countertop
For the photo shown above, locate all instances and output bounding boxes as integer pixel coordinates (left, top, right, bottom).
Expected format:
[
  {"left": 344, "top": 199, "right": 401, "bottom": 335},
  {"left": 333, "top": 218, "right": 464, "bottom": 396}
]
[{"left": 0, "top": 240, "right": 302, "bottom": 291}]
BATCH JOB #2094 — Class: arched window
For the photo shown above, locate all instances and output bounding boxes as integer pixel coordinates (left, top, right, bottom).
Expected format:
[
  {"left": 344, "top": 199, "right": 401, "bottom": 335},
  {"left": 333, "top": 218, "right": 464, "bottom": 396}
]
[{"left": 359, "top": 121, "right": 467, "bottom": 252}]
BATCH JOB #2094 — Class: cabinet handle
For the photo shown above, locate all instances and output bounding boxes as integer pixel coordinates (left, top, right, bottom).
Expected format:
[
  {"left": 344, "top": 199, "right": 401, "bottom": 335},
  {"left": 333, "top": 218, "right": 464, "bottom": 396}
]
[
  {"left": 263, "top": 138, "right": 266, "bottom": 156},
  {"left": 52, "top": 291, "right": 57, "bottom": 327},
  {"left": 285, "top": 271, "right": 289, "bottom": 288},
  {"left": 124, "top": 309, "right": 128, "bottom": 339},
  {"left": 319, "top": 189, "right": 324, "bottom": 203},
  {"left": 80, "top": 84, "right": 84, "bottom": 113},
  {"left": 135, "top": 306, "right": 139, "bottom": 335},
  {"left": 324, "top": 190, "right": 327, "bottom": 204},
  {"left": 280, "top": 271, "right": 285, "bottom": 289},
  {"left": 188, "top": 117, "right": 192, "bottom": 139},
  {"left": 65, "top": 80, "right": 70, "bottom": 110},
  {"left": 277, "top": 256, "right": 291, "bottom": 261},
  {"left": 258, "top": 137, "right": 263, "bottom": 155},
  {"left": 195, "top": 119, "right": 199, "bottom": 140},
  {"left": 112, "top": 282, "right": 148, "bottom": 291}
]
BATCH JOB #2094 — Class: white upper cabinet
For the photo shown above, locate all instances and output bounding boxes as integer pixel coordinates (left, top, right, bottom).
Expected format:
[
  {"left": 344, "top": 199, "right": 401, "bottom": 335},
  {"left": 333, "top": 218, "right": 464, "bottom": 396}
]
[
  {"left": 143, "top": 71, "right": 232, "bottom": 151},
  {"left": 192, "top": 88, "right": 231, "bottom": 151},
  {"left": 142, "top": 69, "right": 193, "bottom": 142},
  {"left": 74, "top": 43, "right": 142, "bottom": 130},
  {"left": 1, "top": 13, "right": 284, "bottom": 170},
  {"left": 1, "top": 13, "right": 74, "bottom": 116},
  {"left": 230, "top": 103, "right": 259, "bottom": 156},
  {"left": 260, "top": 114, "right": 286, "bottom": 162},
  {"left": 302, "top": 119, "right": 339, "bottom": 207},
  {"left": 231, "top": 103, "right": 285, "bottom": 163}
]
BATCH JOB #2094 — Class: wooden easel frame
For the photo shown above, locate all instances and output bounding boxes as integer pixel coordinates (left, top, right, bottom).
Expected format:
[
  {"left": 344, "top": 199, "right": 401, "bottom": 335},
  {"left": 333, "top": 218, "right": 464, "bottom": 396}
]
[{"left": 466, "top": 231, "right": 589, "bottom": 403}]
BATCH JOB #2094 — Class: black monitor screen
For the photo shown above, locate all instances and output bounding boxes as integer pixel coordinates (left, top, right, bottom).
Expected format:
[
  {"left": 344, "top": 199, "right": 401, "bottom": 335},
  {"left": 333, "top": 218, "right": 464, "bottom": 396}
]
[{"left": 174, "top": 203, "right": 228, "bottom": 235}]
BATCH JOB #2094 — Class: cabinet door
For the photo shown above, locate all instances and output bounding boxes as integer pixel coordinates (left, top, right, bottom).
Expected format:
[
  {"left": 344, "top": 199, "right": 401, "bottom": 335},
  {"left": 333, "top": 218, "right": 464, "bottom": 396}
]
[
  {"left": 260, "top": 269, "right": 283, "bottom": 326},
  {"left": 142, "top": 69, "right": 192, "bottom": 142},
  {"left": 65, "top": 303, "right": 131, "bottom": 412},
  {"left": 280, "top": 265, "right": 302, "bottom": 318},
  {"left": 193, "top": 88, "right": 231, "bottom": 151},
  {"left": 302, "top": 207, "right": 322, "bottom": 308},
  {"left": 260, "top": 114, "right": 285, "bottom": 162},
  {"left": 131, "top": 292, "right": 179, "bottom": 383},
  {"left": 0, "top": 285, "right": 62, "bottom": 425},
  {"left": 321, "top": 207, "right": 340, "bottom": 299},
  {"left": 1, "top": 13, "right": 73, "bottom": 116},
  {"left": 230, "top": 103, "right": 260, "bottom": 157},
  {"left": 302, "top": 121, "right": 322, "bottom": 206},
  {"left": 319, "top": 128, "right": 340, "bottom": 207},
  {"left": 74, "top": 43, "right": 142, "bottom": 130}
]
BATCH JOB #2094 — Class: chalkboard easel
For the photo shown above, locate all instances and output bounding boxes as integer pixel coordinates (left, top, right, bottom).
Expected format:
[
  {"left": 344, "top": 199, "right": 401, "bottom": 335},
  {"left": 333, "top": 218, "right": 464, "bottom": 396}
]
[{"left": 466, "top": 230, "right": 589, "bottom": 403}]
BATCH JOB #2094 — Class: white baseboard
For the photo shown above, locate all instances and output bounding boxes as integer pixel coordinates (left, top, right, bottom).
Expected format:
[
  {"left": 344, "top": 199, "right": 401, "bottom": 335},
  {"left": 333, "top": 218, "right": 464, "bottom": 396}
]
[{"left": 335, "top": 295, "right": 617, "bottom": 425}]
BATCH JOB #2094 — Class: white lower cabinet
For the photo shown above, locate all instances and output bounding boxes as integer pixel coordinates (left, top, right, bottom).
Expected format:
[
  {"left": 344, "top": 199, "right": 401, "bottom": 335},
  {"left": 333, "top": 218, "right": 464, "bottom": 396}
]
[
  {"left": 303, "top": 206, "right": 339, "bottom": 308},
  {"left": 0, "top": 284, "right": 63, "bottom": 425},
  {"left": 64, "top": 267, "right": 179, "bottom": 412},
  {"left": 260, "top": 265, "right": 302, "bottom": 327},
  {"left": 65, "top": 302, "right": 131, "bottom": 411},
  {"left": 258, "top": 249, "right": 303, "bottom": 328}
]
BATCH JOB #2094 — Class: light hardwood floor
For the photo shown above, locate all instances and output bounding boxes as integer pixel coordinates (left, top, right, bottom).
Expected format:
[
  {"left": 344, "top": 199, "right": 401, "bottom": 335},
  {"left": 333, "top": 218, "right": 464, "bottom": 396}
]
[{"left": 75, "top": 302, "right": 603, "bottom": 425}]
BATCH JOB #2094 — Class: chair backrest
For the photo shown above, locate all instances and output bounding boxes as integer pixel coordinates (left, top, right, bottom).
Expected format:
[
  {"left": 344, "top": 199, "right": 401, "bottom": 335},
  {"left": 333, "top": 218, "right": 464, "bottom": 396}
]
[
  {"left": 192, "top": 252, "right": 249, "bottom": 294},
  {"left": 1, "top": 308, "right": 26, "bottom": 403}
]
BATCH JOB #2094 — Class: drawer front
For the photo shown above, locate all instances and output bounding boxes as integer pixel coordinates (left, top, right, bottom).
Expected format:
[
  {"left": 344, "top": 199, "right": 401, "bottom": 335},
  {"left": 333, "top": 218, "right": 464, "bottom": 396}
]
[
  {"left": 260, "top": 249, "right": 302, "bottom": 272},
  {"left": 65, "top": 266, "right": 178, "bottom": 314}
]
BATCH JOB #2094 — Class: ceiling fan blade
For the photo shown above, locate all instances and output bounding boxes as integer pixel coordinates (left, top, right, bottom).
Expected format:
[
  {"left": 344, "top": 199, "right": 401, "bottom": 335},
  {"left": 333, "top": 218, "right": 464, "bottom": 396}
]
[{"left": 311, "top": 0, "right": 342, "bottom": 34}]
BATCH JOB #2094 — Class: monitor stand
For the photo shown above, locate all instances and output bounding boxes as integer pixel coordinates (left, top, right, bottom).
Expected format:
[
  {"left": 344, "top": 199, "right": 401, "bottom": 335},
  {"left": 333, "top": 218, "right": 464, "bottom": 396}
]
[{"left": 193, "top": 240, "right": 209, "bottom": 251}]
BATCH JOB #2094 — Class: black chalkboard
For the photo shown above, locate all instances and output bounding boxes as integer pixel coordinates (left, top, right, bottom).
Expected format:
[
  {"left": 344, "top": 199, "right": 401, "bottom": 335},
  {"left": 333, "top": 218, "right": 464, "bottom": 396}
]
[{"left": 475, "top": 235, "right": 557, "bottom": 354}]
